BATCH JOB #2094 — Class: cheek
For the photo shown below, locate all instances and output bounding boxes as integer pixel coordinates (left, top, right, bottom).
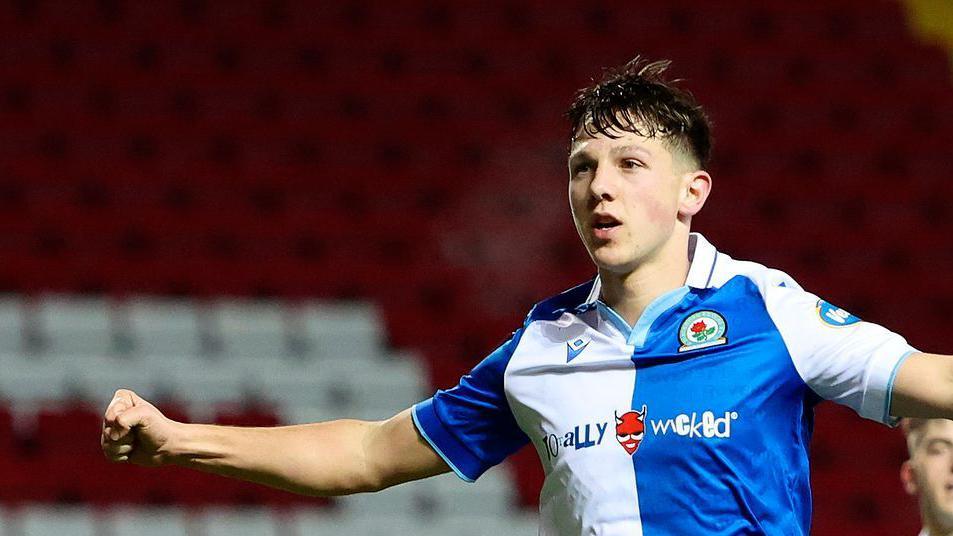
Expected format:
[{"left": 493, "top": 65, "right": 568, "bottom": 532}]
[
  {"left": 633, "top": 189, "right": 677, "bottom": 227},
  {"left": 645, "top": 198, "right": 672, "bottom": 225},
  {"left": 922, "top": 462, "right": 949, "bottom": 488},
  {"left": 569, "top": 185, "right": 589, "bottom": 227}
]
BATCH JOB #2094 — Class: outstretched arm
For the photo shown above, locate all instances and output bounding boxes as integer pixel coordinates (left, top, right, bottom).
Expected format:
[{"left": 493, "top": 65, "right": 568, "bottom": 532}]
[
  {"left": 890, "top": 353, "right": 953, "bottom": 419},
  {"left": 101, "top": 389, "right": 450, "bottom": 496}
]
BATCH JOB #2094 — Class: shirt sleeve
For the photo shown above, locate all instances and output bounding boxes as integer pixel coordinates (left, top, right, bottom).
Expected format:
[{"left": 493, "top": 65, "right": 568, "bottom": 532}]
[
  {"left": 762, "top": 283, "right": 917, "bottom": 425},
  {"left": 411, "top": 331, "right": 529, "bottom": 482}
]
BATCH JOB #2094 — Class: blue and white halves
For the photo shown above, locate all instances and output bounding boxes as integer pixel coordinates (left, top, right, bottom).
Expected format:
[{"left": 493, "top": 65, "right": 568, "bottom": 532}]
[{"left": 412, "top": 233, "right": 917, "bottom": 536}]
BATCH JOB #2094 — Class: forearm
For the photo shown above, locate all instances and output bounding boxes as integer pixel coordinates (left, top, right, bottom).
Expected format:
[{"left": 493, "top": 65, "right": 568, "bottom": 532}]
[
  {"left": 167, "top": 419, "right": 385, "bottom": 496},
  {"left": 890, "top": 352, "right": 953, "bottom": 418}
]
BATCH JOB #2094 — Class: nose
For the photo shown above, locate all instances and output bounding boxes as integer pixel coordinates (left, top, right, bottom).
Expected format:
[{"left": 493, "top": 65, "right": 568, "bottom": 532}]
[{"left": 589, "top": 165, "right": 616, "bottom": 202}]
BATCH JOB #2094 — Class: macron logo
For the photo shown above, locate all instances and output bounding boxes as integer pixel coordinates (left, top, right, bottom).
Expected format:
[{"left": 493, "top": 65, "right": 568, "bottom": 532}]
[
  {"left": 566, "top": 338, "right": 590, "bottom": 362},
  {"left": 649, "top": 411, "right": 739, "bottom": 439}
]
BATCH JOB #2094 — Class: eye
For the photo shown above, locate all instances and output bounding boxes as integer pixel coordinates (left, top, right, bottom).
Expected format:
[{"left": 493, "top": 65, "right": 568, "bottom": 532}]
[
  {"left": 927, "top": 441, "right": 952, "bottom": 456},
  {"left": 620, "top": 158, "right": 644, "bottom": 170},
  {"left": 572, "top": 162, "right": 594, "bottom": 176}
]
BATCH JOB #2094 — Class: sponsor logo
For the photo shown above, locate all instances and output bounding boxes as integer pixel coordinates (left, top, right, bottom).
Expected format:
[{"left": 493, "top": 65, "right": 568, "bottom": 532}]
[
  {"left": 649, "top": 410, "right": 739, "bottom": 439},
  {"left": 540, "top": 420, "right": 609, "bottom": 461},
  {"left": 615, "top": 405, "right": 647, "bottom": 455},
  {"left": 539, "top": 405, "right": 739, "bottom": 461},
  {"left": 566, "top": 337, "right": 590, "bottom": 363},
  {"left": 678, "top": 310, "right": 728, "bottom": 352},
  {"left": 816, "top": 300, "right": 861, "bottom": 327}
]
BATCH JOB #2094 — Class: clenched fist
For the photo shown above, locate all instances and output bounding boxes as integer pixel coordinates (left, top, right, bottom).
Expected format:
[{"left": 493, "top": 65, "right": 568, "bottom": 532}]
[{"left": 101, "top": 389, "right": 179, "bottom": 466}]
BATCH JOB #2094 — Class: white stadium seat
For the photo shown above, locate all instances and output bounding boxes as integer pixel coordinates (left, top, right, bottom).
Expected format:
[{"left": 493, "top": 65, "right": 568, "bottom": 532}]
[
  {"left": 289, "top": 510, "right": 430, "bottom": 536},
  {"left": 0, "top": 356, "right": 70, "bottom": 404},
  {"left": 105, "top": 507, "right": 191, "bottom": 536},
  {"left": 432, "top": 513, "right": 540, "bottom": 536},
  {"left": 214, "top": 299, "right": 291, "bottom": 359},
  {"left": 127, "top": 298, "right": 205, "bottom": 357},
  {"left": 430, "top": 467, "right": 517, "bottom": 516},
  {"left": 298, "top": 302, "right": 383, "bottom": 359},
  {"left": 70, "top": 355, "right": 163, "bottom": 405},
  {"left": 0, "top": 506, "right": 12, "bottom": 536},
  {"left": 36, "top": 295, "right": 116, "bottom": 357},
  {"left": 0, "top": 296, "right": 25, "bottom": 355},
  {"left": 338, "top": 477, "right": 442, "bottom": 517},
  {"left": 18, "top": 506, "right": 99, "bottom": 536},
  {"left": 197, "top": 507, "right": 281, "bottom": 536}
]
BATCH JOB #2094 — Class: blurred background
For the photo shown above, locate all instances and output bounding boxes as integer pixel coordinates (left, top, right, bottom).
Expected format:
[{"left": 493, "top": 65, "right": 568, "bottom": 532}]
[{"left": 1, "top": 0, "right": 951, "bottom": 534}]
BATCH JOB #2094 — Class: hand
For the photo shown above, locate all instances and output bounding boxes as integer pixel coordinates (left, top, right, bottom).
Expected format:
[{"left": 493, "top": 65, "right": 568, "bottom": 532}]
[{"left": 101, "top": 389, "right": 178, "bottom": 467}]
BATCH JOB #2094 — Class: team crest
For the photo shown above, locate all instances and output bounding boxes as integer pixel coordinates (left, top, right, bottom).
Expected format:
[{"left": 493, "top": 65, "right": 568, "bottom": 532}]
[{"left": 678, "top": 310, "right": 728, "bottom": 352}]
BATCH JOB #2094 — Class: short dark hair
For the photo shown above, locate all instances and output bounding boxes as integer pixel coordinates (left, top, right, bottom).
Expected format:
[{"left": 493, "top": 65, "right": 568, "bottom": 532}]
[{"left": 567, "top": 56, "right": 713, "bottom": 170}]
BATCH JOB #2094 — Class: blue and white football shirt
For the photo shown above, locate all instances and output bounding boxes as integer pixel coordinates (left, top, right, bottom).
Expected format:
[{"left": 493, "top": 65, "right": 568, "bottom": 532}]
[{"left": 412, "top": 233, "right": 917, "bottom": 535}]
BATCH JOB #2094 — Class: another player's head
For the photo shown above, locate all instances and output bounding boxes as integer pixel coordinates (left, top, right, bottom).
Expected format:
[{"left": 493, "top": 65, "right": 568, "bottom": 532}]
[
  {"left": 566, "top": 57, "right": 713, "bottom": 276},
  {"left": 901, "top": 418, "right": 953, "bottom": 533}
]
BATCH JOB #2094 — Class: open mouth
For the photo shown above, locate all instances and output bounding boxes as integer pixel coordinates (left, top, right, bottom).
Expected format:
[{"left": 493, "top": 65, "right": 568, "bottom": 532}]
[{"left": 592, "top": 214, "right": 621, "bottom": 235}]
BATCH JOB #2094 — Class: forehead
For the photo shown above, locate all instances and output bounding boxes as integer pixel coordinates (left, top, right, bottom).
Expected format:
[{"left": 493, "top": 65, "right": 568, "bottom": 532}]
[
  {"left": 568, "top": 129, "right": 672, "bottom": 160},
  {"left": 918, "top": 420, "right": 953, "bottom": 444}
]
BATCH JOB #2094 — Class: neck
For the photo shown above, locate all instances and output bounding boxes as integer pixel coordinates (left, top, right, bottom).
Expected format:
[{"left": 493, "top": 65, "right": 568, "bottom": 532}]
[
  {"left": 922, "top": 505, "right": 953, "bottom": 536},
  {"left": 924, "top": 520, "right": 953, "bottom": 536},
  {"left": 598, "top": 232, "right": 692, "bottom": 327}
]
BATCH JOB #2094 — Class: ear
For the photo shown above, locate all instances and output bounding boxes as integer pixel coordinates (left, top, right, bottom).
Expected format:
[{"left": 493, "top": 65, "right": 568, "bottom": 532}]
[
  {"left": 900, "top": 460, "right": 919, "bottom": 496},
  {"left": 678, "top": 170, "right": 712, "bottom": 218}
]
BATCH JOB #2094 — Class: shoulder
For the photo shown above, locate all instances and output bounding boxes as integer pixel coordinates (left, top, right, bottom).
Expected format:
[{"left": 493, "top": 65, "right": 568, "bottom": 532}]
[
  {"left": 524, "top": 278, "right": 597, "bottom": 324},
  {"left": 708, "top": 250, "right": 803, "bottom": 297}
]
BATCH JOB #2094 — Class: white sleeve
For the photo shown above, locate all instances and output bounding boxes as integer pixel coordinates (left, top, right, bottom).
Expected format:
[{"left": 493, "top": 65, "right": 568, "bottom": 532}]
[{"left": 761, "top": 283, "right": 917, "bottom": 425}]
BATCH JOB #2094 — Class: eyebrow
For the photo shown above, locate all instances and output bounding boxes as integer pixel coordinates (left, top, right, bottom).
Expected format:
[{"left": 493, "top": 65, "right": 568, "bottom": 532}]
[
  {"left": 568, "top": 143, "right": 654, "bottom": 162},
  {"left": 610, "top": 144, "right": 653, "bottom": 158},
  {"left": 924, "top": 437, "right": 953, "bottom": 449}
]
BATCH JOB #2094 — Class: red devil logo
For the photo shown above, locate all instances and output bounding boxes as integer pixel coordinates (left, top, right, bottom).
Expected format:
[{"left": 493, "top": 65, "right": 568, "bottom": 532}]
[{"left": 615, "top": 405, "right": 647, "bottom": 455}]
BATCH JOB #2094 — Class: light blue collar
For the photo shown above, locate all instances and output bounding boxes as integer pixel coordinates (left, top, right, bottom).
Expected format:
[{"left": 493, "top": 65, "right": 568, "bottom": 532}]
[
  {"left": 585, "top": 233, "right": 718, "bottom": 347},
  {"left": 596, "top": 286, "right": 690, "bottom": 347}
]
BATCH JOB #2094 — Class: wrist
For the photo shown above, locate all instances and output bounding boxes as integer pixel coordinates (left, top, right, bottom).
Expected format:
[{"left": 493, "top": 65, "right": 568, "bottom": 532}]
[{"left": 161, "top": 420, "right": 192, "bottom": 465}]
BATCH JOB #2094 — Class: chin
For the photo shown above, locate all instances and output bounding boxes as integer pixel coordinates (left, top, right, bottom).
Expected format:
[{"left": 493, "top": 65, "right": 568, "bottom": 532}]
[{"left": 591, "top": 253, "right": 638, "bottom": 274}]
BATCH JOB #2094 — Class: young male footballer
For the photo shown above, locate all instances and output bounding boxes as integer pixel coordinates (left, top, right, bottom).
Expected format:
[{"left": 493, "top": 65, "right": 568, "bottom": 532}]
[
  {"left": 103, "top": 57, "right": 952, "bottom": 535},
  {"left": 902, "top": 419, "right": 953, "bottom": 536}
]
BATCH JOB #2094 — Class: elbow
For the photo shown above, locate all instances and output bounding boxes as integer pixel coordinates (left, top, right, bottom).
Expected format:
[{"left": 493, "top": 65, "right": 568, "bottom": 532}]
[{"left": 357, "top": 420, "right": 392, "bottom": 494}]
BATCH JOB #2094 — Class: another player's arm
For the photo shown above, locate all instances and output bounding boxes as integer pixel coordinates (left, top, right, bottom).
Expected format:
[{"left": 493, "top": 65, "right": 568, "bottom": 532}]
[
  {"left": 890, "top": 353, "right": 953, "bottom": 419},
  {"left": 101, "top": 389, "right": 451, "bottom": 496}
]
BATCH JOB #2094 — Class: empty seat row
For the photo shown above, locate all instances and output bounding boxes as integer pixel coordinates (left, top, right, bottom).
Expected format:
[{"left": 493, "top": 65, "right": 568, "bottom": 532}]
[
  {"left": 0, "top": 356, "right": 426, "bottom": 419},
  {"left": 0, "top": 505, "right": 540, "bottom": 536},
  {"left": 0, "top": 296, "right": 383, "bottom": 358}
]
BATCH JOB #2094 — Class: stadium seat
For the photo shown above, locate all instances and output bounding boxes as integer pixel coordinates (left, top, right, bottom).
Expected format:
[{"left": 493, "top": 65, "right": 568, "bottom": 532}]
[
  {"left": 0, "top": 296, "right": 26, "bottom": 355},
  {"left": 126, "top": 298, "right": 207, "bottom": 357},
  {"left": 297, "top": 301, "right": 384, "bottom": 359},
  {"left": 196, "top": 507, "right": 281, "bottom": 536},
  {"left": 430, "top": 512, "right": 541, "bottom": 536},
  {"left": 289, "top": 510, "right": 438, "bottom": 536},
  {"left": 18, "top": 505, "right": 99, "bottom": 536},
  {"left": 212, "top": 299, "right": 291, "bottom": 359},
  {"left": 104, "top": 507, "right": 192, "bottom": 536},
  {"left": 0, "top": 356, "right": 70, "bottom": 404}
]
